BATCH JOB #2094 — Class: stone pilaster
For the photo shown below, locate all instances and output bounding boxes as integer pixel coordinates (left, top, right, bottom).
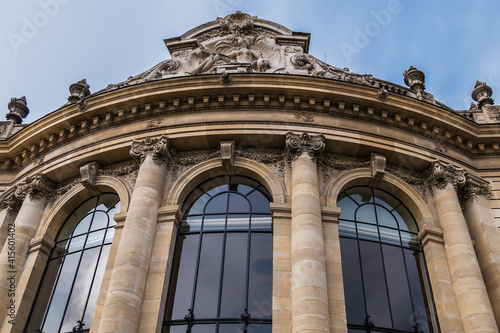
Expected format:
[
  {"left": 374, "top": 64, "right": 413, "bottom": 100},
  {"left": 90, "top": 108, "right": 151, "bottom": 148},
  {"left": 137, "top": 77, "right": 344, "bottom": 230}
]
[
  {"left": 98, "top": 135, "right": 172, "bottom": 333},
  {"left": 286, "top": 132, "right": 330, "bottom": 333},
  {"left": 428, "top": 160, "right": 498, "bottom": 332},
  {"left": 461, "top": 175, "right": 500, "bottom": 328},
  {"left": 321, "top": 206, "right": 346, "bottom": 333},
  {"left": 0, "top": 174, "right": 54, "bottom": 325}
]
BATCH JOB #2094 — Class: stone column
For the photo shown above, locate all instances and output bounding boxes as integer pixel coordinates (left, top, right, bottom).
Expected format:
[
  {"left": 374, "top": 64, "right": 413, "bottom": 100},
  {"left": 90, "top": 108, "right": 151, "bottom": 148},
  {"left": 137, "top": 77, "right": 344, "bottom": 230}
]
[
  {"left": 461, "top": 175, "right": 500, "bottom": 328},
  {"left": 0, "top": 174, "right": 54, "bottom": 325},
  {"left": 99, "top": 135, "right": 172, "bottom": 333},
  {"left": 286, "top": 132, "right": 330, "bottom": 333},
  {"left": 428, "top": 161, "right": 498, "bottom": 333}
]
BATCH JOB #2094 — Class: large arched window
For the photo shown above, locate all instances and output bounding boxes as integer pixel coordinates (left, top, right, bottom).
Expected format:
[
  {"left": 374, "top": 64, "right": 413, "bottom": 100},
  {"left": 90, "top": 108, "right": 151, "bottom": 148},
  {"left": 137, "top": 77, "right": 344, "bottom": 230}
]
[
  {"left": 337, "top": 186, "right": 438, "bottom": 333},
  {"left": 26, "top": 193, "right": 120, "bottom": 333},
  {"left": 163, "top": 175, "right": 273, "bottom": 333}
]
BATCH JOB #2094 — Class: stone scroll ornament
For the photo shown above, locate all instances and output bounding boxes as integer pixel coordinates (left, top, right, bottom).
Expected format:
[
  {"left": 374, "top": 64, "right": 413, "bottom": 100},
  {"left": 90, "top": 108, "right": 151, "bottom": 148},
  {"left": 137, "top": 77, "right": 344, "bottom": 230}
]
[
  {"left": 130, "top": 135, "right": 174, "bottom": 166},
  {"left": 427, "top": 160, "right": 467, "bottom": 191},
  {"left": 285, "top": 132, "right": 325, "bottom": 165},
  {"left": 14, "top": 173, "right": 56, "bottom": 202}
]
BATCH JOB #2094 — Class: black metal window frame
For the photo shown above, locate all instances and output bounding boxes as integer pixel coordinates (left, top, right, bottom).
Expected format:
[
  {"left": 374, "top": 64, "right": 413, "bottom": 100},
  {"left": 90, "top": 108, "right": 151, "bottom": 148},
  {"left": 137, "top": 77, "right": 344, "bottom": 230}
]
[
  {"left": 338, "top": 186, "right": 439, "bottom": 333},
  {"left": 163, "top": 175, "right": 273, "bottom": 333},
  {"left": 25, "top": 193, "right": 120, "bottom": 333}
]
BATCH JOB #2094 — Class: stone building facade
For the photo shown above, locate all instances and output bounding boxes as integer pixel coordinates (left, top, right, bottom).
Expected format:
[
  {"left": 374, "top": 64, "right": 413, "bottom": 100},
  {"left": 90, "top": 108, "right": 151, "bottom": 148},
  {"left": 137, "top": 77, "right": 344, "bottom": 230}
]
[{"left": 1, "top": 12, "right": 500, "bottom": 333}]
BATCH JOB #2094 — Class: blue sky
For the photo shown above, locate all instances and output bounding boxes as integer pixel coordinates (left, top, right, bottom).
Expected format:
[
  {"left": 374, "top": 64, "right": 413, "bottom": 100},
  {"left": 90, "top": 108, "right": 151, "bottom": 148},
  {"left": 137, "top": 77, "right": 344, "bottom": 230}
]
[{"left": 1, "top": 0, "right": 499, "bottom": 123}]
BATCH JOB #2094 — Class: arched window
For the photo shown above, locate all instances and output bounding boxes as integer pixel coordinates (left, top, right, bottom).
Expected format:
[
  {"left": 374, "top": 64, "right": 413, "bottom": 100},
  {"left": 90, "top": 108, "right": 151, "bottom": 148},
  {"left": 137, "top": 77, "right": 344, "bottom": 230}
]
[
  {"left": 163, "top": 175, "right": 273, "bottom": 333},
  {"left": 337, "top": 187, "right": 438, "bottom": 333},
  {"left": 26, "top": 193, "right": 120, "bottom": 333}
]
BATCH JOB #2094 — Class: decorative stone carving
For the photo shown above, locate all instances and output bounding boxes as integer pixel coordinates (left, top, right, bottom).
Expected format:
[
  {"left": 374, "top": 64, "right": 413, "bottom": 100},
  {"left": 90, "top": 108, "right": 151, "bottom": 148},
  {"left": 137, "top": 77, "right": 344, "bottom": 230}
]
[
  {"left": 97, "top": 160, "right": 141, "bottom": 187},
  {"left": 472, "top": 81, "right": 494, "bottom": 108},
  {"left": 235, "top": 148, "right": 286, "bottom": 181},
  {"left": 80, "top": 161, "right": 100, "bottom": 195},
  {"left": 369, "top": 153, "right": 386, "bottom": 188},
  {"left": 6, "top": 96, "right": 29, "bottom": 124},
  {"left": 130, "top": 135, "right": 174, "bottom": 166},
  {"left": 377, "top": 87, "right": 388, "bottom": 101},
  {"left": 171, "top": 149, "right": 220, "bottom": 180},
  {"left": 286, "top": 132, "right": 325, "bottom": 165},
  {"left": 219, "top": 72, "right": 232, "bottom": 86},
  {"left": 220, "top": 141, "right": 235, "bottom": 175},
  {"left": 317, "top": 153, "right": 370, "bottom": 183},
  {"left": 403, "top": 66, "right": 425, "bottom": 98},
  {"left": 0, "top": 190, "right": 22, "bottom": 212},
  {"left": 294, "top": 112, "right": 314, "bottom": 123},
  {"left": 459, "top": 174, "right": 492, "bottom": 204},
  {"left": 68, "top": 79, "right": 91, "bottom": 103},
  {"left": 290, "top": 53, "right": 316, "bottom": 73},
  {"left": 14, "top": 173, "right": 56, "bottom": 201},
  {"left": 426, "top": 160, "right": 466, "bottom": 191},
  {"left": 146, "top": 117, "right": 164, "bottom": 128}
]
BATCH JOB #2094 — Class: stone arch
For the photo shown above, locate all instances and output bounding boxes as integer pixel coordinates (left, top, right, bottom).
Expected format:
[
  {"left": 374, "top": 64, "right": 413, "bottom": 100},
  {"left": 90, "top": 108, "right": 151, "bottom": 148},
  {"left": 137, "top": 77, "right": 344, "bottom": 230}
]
[
  {"left": 39, "top": 175, "right": 132, "bottom": 242},
  {"left": 324, "top": 168, "right": 435, "bottom": 229},
  {"left": 165, "top": 157, "right": 286, "bottom": 207}
]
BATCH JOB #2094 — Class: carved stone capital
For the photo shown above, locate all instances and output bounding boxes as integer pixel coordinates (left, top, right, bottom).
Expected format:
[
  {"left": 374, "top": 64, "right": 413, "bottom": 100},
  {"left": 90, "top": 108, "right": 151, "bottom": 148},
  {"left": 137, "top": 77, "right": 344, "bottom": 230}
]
[
  {"left": 80, "top": 161, "right": 100, "bottom": 195},
  {"left": 130, "top": 135, "right": 174, "bottom": 166},
  {"left": 286, "top": 132, "right": 325, "bottom": 165},
  {"left": 220, "top": 141, "right": 235, "bottom": 175},
  {"left": 459, "top": 174, "right": 492, "bottom": 203},
  {"left": 427, "top": 160, "right": 466, "bottom": 192},
  {"left": 14, "top": 173, "right": 56, "bottom": 202},
  {"left": 368, "top": 153, "right": 386, "bottom": 188}
]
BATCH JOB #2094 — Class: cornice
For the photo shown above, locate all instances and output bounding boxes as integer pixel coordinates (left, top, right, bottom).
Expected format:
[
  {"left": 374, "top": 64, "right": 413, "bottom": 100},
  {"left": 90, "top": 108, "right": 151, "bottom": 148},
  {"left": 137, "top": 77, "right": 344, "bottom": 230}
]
[{"left": 1, "top": 74, "right": 499, "bottom": 174}]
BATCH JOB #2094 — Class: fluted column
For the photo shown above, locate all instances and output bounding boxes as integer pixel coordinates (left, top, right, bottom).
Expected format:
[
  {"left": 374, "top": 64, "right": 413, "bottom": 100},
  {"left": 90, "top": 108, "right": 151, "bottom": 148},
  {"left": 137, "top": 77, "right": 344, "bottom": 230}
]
[
  {"left": 0, "top": 174, "right": 54, "bottom": 324},
  {"left": 461, "top": 175, "right": 500, "bottom": 328},
  {"left": 99, "top": 135, "right": 171, "bottom": 333},
  {"left": 428, "top": 161, "right": 498, "bottom": 333},
  {"left": 286, "top": 132, "right": 330, "bottom": 333}
]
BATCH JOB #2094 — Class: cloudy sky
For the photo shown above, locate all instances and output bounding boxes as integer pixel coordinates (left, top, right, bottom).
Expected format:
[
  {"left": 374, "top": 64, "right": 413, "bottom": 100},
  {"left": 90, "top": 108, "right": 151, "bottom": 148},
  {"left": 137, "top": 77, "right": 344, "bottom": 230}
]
[{"left": 1, "top": 0, "right": 499, "bottom": 123}]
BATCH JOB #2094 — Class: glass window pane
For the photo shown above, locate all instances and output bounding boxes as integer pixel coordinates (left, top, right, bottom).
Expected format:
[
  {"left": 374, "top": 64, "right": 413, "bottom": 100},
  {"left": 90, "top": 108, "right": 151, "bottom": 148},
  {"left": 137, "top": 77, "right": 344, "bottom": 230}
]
[
  {"left": 379, "top": 227, "right": 401, "bottom": 246},
  {"left": 106, "top": 201, "right": 121, "bottom": 221},
  {"left": 373, "top": 189, "right": 400, "bottom": 210},
  {"left": 97, "top": 193, "right": 119, "bottom": 211},
  {"left": 220, "top": 233, "right": 248, "bottom": 318},
  {"left": 339, "top": 221, "right": 356, "bottom": 238},
  {"left": 357, "top": 223, "right": 378, "bottom": 242},
  {"left": 346, "top": 187, "right": 373, "bottom": 204},
  {"left": 193, "top": 233, "right": 224, "bottom": 318},
  {"left": 226, "top": 214, "right": 249, "bottom": 230},
  {"left": 68, "top": 234, "right": 87, "bottom": 253},
  {"left": 228, "top": 193, "right": 250, "bottom": 213},
  {"left": 205, "top": 193, "right": 228, "bottom": 214},
  {"left": 219, "top": 323, "right": 245, "bottom": 333},
  {"left": 86, "top": 230, "right": 106, "bottom": 248},
  {"left": 248, "top": 233, "right": 272, "bottom": 319},
  {"left": 359, "top": 240, "right": 392, "bottom": 328},
  {"left": 74, "top": 197, "right": 97, "bottom": 219},
  {"left": 72, "top": 214, "right": 93, "bottom": 236},
  {"left": 164, "top": 325, "right": 187, "bottom": 333},
  {"left": 41, "top": 252, "right": 81, "bottom": 332},
  {"left": 355, "top": 204, "right": 376, "bottom": 224},
  {"left": 374, "top": 206, "right": 398, "bottom": 228},
  {"left": 393, "top": 205, "right": 417, "bottom": 232},
  {"left": 247, "top": 323, "right": 272, "bottom": 333},
  {"left": 104, "top": 227, "right": 115, "bottom": 244},
  {"left": 340, "top": 237, "right": 366, "bottom": 325},
  {"left": 180, "top": 216, "right": 203, "bottom": 232},
  {"left": 168, "top": 234, "right": 200, "bottom": 320},
  {"left": 83, "top": 245, "right": 111, "bottom": 325},
  {"left": 185, "top": 191, "right": 210, "bottom": 216},
  {"left": 192, "top": 324, "right": 216, "bottom": 333},
  {"left": 90, "top": 211, "right": 109, "bottom": 231},
  {"left": 401, "top": 231, "right": 420, "bottom": 250},
  {"left": 404, "top": 249, "right": 432, "bottom": 333},
  {"left": 202, "top": 179, "right": 228, "bottom": 195},
  {"left": 60, "top": 248, "right": 100, "bottom": 332},
  {"left": 202, "top": 215, "right": 226, "bottom": 231},
  {"left": 338, "top": 195, "right": 357, "bottom": 221},
  {"left": 57, "top": 214, "right": 80, "bottom": 241},
  {"left": 250, "top": 215, "right": 272, "bottom": 230},
  {"left": 382, "top": 244, "right": 414, "bottom": 332},
  {"left": 247, "top": 190, "right": 271, "bottom": 214}
]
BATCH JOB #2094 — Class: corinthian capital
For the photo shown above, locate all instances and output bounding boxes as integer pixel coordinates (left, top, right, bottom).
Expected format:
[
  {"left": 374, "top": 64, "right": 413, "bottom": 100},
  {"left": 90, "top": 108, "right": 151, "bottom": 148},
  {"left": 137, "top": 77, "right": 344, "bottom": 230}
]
[
  {"left": 427, "top": 160, "right": 466, "bottom": 192},
  {"left": 14, "top": 173, "right": 56, "bottom": 201},
  {"left": 130, "top": 135, "right": 174, "bottom": 165},
  {"left": 286, "top": 132, "right": 325, "bottom": 164},
  {"left": 460, "top": 174, "right": 492, "bottom": 202}
]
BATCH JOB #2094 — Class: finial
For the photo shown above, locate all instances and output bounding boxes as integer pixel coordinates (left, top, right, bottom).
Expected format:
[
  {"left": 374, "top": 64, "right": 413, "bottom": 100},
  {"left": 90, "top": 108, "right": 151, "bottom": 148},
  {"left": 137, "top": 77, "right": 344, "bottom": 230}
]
[
  {"left": 471, "top": 80, "right": 494, "bottom": 107},
  {"left": 403, "top": 66, "right": 426, "bottom": 93},
  {"left": 6, "top": 96, "right": 29, "bottom": 124},
  {"left": 68, "top": 79, "right": 91, "bottom": 103}
]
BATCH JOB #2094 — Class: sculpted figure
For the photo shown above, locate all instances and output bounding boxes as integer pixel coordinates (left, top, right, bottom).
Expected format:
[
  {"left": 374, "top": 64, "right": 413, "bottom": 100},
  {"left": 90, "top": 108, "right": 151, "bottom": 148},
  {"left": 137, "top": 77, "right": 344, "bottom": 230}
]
[{"left": 191, "top": 42, "right": 233, "bottom": 74}]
